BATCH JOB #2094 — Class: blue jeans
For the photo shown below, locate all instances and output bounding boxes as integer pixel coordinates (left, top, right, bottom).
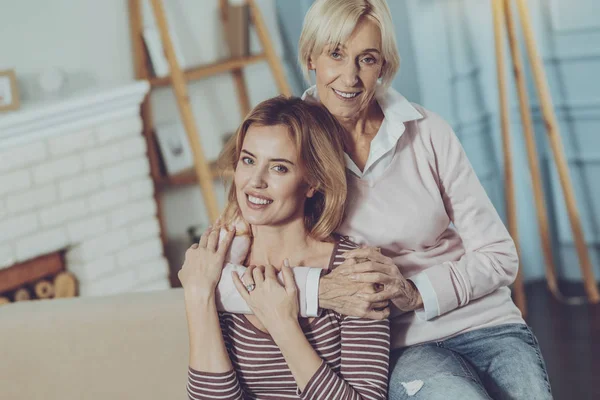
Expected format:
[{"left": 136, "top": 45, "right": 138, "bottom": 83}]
[{"left": 388, "top": 323, "right": 552, "bottom": 400}]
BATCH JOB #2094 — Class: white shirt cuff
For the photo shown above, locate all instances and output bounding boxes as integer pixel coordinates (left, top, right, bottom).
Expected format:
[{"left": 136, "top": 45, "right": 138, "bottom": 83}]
[
  {"left": 305, "top": 268, "right": 323, "bottom": 317},
  {"left": 408, "top": 272, "right": 440, "bottom": 321}
]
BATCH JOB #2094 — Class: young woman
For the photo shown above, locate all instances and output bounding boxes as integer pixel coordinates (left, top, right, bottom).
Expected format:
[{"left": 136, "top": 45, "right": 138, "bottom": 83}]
[{"left": 179, "top": 96, "right": 390, "bottom": 400}]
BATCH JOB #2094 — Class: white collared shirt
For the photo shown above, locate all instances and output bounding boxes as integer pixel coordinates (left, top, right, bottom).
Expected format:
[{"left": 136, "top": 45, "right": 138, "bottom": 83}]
[{"left": 301, "top": 85, "right": 443, "bottom": 319}]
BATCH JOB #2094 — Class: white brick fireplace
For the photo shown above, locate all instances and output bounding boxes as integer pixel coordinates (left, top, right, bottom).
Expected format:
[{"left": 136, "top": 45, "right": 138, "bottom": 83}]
[{"left": 0, "top": 81, "right": 171, "bottom": 296}]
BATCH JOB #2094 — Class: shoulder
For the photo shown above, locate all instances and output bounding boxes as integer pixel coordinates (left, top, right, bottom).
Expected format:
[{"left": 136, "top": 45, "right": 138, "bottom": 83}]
[{"left": 408, "top": 103, "right": 457, "bottom": 145}]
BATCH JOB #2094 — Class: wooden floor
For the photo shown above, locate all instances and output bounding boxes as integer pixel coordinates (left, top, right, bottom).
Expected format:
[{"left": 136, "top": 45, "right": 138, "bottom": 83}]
[{"left": 525, "top": 281, "right": 600, "bottom": 400}]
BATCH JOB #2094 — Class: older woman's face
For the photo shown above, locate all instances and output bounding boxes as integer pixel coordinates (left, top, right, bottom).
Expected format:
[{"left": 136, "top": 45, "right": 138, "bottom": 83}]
[{"left": 309, "top": 17, "right": 384, "bottom": 120}]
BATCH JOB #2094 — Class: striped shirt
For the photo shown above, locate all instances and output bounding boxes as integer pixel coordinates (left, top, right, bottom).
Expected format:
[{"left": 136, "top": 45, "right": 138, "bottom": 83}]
[{"left": 187, "top": 238, "right": 391, "bottom": 400}]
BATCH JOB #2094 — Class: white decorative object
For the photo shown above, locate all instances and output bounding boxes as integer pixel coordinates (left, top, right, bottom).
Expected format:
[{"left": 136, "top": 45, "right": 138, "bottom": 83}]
[
  {"left": 155, "top": 121, "right": 194, "bottom": 175},
  {"left": 38, "top": 67, "right": 66, "bottom": 95}
]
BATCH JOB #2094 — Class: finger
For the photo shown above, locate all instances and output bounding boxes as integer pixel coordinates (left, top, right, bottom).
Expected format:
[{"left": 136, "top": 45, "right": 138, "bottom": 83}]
[
  {"left": 244, "top": 266, "right": 256, "bottom": 286},
  {"left": 370, "top": 300, "right": 389, "bottom": 309},
  {"left": 264, "top": 264, "right": 277, "bottom": 281},
  {"left": 362, "top": 307, "right": 390, "bottom": 320},
  {"left": 217, "top": 227, "right": 236, "bottom": 256},
  {"left": 232, "top": 271, "right": 251, "bottom": 302},
  {"left": 358, "top": 289, "right": 397, "bottom": 303},
  {"left": 350, "top": 272, "right": 393, "bottom": 284},
  {"left": 281, "top": 264, "right": 297, "bottom": 295},
  {"left": 253, "top": 266, "right": 265, "bottom": 284},
  {"left": 206, "top": 226, "right": 220, "bottom": 251},
  {"left": 189, "top": 243, "right": 199, "bottom": 249},
  {"left": 199, "top": 226, "right": 212, "bottom": 248},
  {"left": 339, "top": 260, "right": 394, "bottom": 276},
  {"left": 342, "top": 247, "right": 386, "bottom": 263}
]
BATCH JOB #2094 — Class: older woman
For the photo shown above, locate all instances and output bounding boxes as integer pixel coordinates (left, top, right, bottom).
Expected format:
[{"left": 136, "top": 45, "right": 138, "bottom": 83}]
[{"left": 215, "top": 0, "right": 552, "bottom": 399}]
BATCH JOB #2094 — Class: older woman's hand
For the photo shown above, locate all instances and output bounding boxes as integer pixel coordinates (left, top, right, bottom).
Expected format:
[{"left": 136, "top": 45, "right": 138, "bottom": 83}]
[{"left": 321, "top": 247, "right": 423, "bottom": 317}]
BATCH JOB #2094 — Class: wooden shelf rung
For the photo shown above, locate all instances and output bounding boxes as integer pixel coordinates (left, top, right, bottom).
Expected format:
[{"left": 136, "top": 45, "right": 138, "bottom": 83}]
[
  {"left": 150, "top": 54, "right": 268, "bottom": 87},
  {"left": 159, "top": 164, "right": 233, "bottom": 187}
]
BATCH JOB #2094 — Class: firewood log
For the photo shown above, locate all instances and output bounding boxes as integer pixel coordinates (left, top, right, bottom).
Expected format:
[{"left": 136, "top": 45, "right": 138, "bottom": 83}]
[
  {"left": 34, "top": 280, "right": 54, "bottom": 299},
  {"left": 54, "top": 272, "right": 77, "bottom": 298},
  {"left": 14, "top": 288, "right": 31, "bottom": 301}
]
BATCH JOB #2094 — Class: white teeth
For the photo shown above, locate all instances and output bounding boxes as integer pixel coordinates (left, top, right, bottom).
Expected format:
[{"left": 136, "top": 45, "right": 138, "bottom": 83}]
[
  {"left": 334, "top": 89, "right": 360, "bottom": 98},
  {"left": 248, "top": 195, "right": 272, "bottom": 205}
]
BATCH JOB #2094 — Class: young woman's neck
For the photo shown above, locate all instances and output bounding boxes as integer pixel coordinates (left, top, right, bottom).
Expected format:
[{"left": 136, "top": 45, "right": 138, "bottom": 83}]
[{"left": 248, "top": 219, "right": 317, "bottom": 270}]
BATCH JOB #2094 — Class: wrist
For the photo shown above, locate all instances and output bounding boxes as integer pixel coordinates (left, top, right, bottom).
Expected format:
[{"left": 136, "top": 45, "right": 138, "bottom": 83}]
[
  {"left": 269, "top": 317, "right": 302, "bottom": 342},
  {"left": 318, "top": 275, "right": 333, "bottom": 310},
  {"left": 184, "top": 287, "right": 216, "bottom": 305},
  {"left": 408, "top": 280, "right": 424, "bottom": 310}
]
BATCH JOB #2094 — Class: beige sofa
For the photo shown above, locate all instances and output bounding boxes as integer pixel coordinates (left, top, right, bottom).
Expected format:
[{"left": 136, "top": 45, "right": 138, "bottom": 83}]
[{"left": 0, "top": 289, "right": 190, "bottom": 399}]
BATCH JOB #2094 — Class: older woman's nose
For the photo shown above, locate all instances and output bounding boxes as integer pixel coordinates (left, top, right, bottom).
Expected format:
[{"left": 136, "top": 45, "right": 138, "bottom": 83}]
[{"left": 341, "top": 61, "right": 359, "bottom": 87}]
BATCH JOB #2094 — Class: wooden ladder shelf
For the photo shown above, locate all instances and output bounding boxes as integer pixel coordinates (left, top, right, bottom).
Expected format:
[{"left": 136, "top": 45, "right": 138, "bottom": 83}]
[{"left": 128, "top": 0, "right": 291, "bottom": 282}]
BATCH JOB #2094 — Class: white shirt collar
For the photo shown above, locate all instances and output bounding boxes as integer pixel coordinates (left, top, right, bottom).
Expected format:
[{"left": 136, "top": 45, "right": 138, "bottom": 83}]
[{"left": 301, "top": 84, "right": 423, "bottom": 176}]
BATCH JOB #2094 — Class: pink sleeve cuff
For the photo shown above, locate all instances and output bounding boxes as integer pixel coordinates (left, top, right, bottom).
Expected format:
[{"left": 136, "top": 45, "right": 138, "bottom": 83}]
[
  {"left": 408, "top": 272, "right": 439, "bottom": 321},
  {"left": 420, "top": 262, "right": 460, "bottom": 317}
]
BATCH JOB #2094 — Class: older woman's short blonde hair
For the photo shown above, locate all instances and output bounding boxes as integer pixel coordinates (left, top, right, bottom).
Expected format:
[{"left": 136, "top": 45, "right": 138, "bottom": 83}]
[
  {"left": 218, "top": 96, "right": 348, "bottom": 241},
  {"left": 298, "top": 0, "right": 400, "bottom": 88}
]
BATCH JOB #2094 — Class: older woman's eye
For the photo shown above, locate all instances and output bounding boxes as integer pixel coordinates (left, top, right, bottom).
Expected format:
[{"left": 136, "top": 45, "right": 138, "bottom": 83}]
[
  {"left": 362, "top": 56, "right": 378, "bottom": 65},
  {"left": 330, "top": 51, "right": 342, "bottom": 60}
]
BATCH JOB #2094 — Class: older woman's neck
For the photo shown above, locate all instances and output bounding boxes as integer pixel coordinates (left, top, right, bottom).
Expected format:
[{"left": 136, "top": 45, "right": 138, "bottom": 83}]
[
  {"left": 249, "top": 221, "right": 315, "bottom": 269},
  {"left": 337, "top": 101, "right": 384, "bottom": 141}
]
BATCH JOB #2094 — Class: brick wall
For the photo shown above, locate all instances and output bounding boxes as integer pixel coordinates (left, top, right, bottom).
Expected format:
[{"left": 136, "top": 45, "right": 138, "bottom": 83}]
[{"left": 0, "top": 85, "right": 170, "bottom": 296}]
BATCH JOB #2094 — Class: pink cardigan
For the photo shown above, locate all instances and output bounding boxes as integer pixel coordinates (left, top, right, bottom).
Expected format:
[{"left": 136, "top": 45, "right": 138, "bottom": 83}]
[{"left": 217, "top": 88, "right": 524, "bottom": 349}]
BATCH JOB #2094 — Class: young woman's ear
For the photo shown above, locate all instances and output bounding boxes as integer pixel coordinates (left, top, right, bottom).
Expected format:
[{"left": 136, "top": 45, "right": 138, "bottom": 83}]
[{"left": 306, "top": 187, "right": 316, "bottom": 198}]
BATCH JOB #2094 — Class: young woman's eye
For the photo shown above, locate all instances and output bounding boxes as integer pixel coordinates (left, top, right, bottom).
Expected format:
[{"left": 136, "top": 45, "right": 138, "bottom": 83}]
[
  {"left": 272, "top": 165, "right": 288, "bottom": 173},
  {"left": 241, "top": 156, "right": 254, "bottom": 165}
]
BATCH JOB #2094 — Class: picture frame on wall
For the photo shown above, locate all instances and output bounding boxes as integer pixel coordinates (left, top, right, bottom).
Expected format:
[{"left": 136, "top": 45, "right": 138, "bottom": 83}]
[
  {"left": 0, "top": 70, "right": 20, "bottom": 112},
  {"left": 155, "top": 121, "right": 194, "bottom": 176}
]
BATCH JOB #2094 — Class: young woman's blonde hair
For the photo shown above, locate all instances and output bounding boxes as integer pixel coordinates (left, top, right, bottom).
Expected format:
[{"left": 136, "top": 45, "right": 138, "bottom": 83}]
[
  {"left": 218, "top": 96, "right": 348, "bottom": 241},
  {"left": 298, "top": 0, "right": 400, "bottom": 89}
]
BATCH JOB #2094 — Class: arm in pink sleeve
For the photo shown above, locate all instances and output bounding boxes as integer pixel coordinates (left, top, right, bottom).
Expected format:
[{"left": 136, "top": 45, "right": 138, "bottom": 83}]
[
  {"left": 412, "top": 111, "right": 519, "bottom": 318},
  {"left": 215, "top": 264, "right": 322, "bottom": 317}
]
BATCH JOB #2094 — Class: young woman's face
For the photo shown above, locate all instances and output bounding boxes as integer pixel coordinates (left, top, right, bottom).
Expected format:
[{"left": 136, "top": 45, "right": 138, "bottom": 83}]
[
  {"left": 309, "top": 17, "right": 384, "bottom": 120},
  {"left": 234, "top": 124, "right": 313, "bottom": 227}
]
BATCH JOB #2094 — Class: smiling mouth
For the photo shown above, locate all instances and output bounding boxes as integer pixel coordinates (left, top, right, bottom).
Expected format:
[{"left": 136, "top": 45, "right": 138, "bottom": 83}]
[
  {"left": 333, "top": 88, "right": 362, "bottom": 99},
  {"left": 247, "top": 194, "right": 273, "bottom": 206}
]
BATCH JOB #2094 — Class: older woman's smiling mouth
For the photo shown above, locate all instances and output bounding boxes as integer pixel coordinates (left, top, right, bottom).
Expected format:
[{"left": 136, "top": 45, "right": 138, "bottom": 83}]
[{"left": 333, "top": 88, "right": 362, "bottom": 99}]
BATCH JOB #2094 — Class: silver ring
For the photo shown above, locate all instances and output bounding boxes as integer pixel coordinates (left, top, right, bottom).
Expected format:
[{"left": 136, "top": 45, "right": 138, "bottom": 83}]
[{"left": 245, "top": 283, "right": 256, "bottom": 292}]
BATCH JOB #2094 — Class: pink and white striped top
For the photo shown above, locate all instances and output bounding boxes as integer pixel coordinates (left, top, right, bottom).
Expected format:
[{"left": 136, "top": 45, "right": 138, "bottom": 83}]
[{"left": 187, "top": 238, "right": 390, "bottom": 400}]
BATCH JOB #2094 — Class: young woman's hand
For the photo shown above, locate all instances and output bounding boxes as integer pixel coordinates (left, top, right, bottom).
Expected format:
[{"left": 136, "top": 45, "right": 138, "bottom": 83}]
[
  {"left": 232, "top": 261, "right": 299, "bottom": 333},
  {"left": 178, "top": 225, "right": 235, "bottom": 299}
]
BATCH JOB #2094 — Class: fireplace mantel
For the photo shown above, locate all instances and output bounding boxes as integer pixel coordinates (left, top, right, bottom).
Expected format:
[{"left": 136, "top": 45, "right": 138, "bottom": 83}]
[{"left": 0, "top": 81, "right": 150, "bottom": 150}]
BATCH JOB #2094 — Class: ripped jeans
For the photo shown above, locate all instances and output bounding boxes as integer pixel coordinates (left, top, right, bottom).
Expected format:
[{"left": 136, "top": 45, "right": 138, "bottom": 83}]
[{"left": 388, "top": 324, "right": 553, "bottom": 400}]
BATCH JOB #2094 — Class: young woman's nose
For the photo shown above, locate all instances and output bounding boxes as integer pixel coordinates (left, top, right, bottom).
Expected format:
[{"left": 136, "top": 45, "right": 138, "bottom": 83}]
[{"left": 249, "top": 167, "right": 268, "bottom": 188}]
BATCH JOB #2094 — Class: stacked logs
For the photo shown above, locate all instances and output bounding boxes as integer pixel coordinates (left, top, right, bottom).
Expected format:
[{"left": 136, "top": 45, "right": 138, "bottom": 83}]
[{"left": 0, "top": 271, "right": 77, "bottom": 305}]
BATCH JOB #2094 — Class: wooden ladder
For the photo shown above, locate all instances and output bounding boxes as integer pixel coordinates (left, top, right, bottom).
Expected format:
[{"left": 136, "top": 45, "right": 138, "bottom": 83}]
[{"left": 128, "top": 0, "right": 291, "bottom": 281}]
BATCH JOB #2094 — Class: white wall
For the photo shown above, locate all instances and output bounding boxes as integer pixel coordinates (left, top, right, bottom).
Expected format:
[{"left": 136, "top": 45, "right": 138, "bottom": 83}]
[{"left": 0, "top": 0, "right": 288, "bottom": 276}]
